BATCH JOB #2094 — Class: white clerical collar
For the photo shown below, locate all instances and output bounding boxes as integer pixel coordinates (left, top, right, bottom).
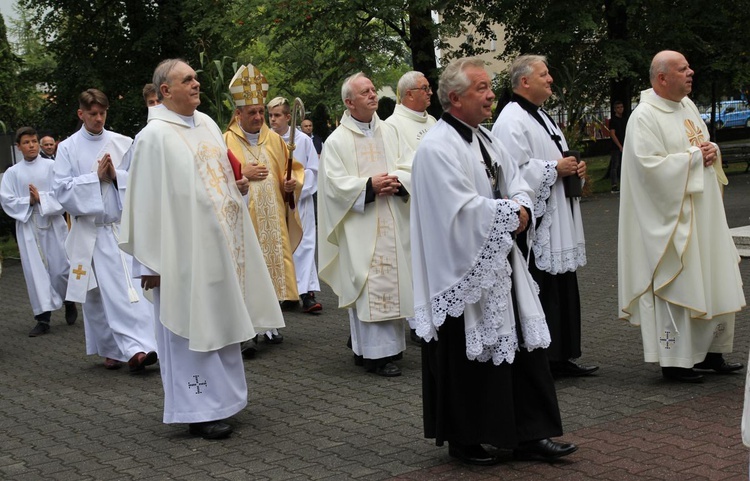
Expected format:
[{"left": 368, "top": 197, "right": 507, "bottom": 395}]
[
  {"left": 400, "top": 104, "right": 427, "bottom": 118},
  {"left": 82, "top": 127, "right": 106, "bottom": 141},
  {"left": 240, "top": 124, "right": 261, "bottom": 146},
  {"left": 175, "top": 112, "right": 196, "bottom": 128},
  {"left": 351, "top": 116, "right": 373, "bottom": 137}
]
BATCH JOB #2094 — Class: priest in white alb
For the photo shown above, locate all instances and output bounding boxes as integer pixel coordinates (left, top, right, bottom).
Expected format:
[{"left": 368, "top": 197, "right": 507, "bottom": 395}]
[
  {"left": 318, "top": 72, "right": 413, "bottom": 377},
  {"left": 53, "top": 88, "right": 157, "bottom": 373},
  {"left": 120, "top": 59, "right": 284, "bottom": 439},
  {"left": 385, "top": 70, "right": 437, "bottom": 150},
  {"left": 1, "top": 127, "right": 77, "bottom": 337},
  {"left": 619, "top": 50, "right": 745, "bottom": 383}
]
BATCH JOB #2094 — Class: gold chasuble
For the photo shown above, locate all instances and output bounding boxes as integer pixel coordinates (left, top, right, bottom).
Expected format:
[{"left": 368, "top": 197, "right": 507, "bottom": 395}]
[{"left": 224, "top": 120, "right": 304, "bottom": 301}]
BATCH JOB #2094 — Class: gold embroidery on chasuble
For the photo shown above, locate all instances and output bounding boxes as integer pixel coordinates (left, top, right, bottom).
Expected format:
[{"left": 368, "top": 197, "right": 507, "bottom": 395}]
[
  {"left": 355, "top": 136, "right": 400, "bottom": 321},
  {"left": 684, "top": 119, "right": 705, "bottom": 147},
  {"left": 194, "top": 141, "right": 246, "bottom": 290},
  {"left": 242, "top": 142, "right": 289, "bottom": 299}
]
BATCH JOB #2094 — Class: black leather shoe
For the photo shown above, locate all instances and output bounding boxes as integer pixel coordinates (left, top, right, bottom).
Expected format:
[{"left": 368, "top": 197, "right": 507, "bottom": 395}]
[
  {"left": 353, "top": 354, "right": 364, "bottom": 366},
  {"left": 448, "top": 442, "right": 500, "bottom": 465},
  {"left": 241, "top": 336, "right": 259, "bottom": 359},
  {"left": 64, "top": 301, "right": 78, "bottom": 325},
  {"left": 188, "top": 421, "right": 233, "bottom": 439},
  {"left": 662, "top": 367, "right": 704, "bottom": 383},
  {"left": 265, "top": 331, "right": 284, "bottom": 344},
  {"left": 373, "top": 362, "right": 401, "bottom": 377},
  {"left": 694, "top": 353, "right": 743, "bottom": 373},
  {"left": 28, "top": 322, "right": 50, "bottom": 337},
  {"left": 513, "top": 438, "right": 577, "bottom": 461},
  {"left": 550, "top": 360, "right": 599, "bottom": 377}
]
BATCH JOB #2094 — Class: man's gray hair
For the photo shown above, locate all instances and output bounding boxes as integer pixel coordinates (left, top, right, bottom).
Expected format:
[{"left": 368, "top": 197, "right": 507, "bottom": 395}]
[
  {"left": 397, "top": 71, "right": 425, "bottom": 101},
  {"left": 341, "top": 72, "right": 368, "bottom": 104},
  {"left": 153, "top": 58, "right": 187, "bottom": 101},
  {"left": 509, "top": 54, "right": 547, "bottom": 89},
  {"left": 649, "top": 55, "right": 670, "bottom": 83},
  {"left": 437, "top": 57, "right": 486, "bottom": 111}
]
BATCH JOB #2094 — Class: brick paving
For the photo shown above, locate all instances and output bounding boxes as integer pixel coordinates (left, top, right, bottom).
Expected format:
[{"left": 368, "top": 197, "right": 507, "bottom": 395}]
[{"left": 0, "top": 172, "right": 748, "bottom": 480}]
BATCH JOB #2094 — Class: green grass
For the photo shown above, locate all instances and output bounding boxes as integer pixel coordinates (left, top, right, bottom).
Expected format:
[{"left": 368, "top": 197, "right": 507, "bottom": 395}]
[{"left": 0, "top": 235, "right": 19, "bottom": 260}]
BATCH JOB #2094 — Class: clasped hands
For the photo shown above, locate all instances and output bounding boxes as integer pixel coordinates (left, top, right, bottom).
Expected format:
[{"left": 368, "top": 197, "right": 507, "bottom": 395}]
[
  {"left": 372, "top": 172, "right": 401, "bottom": 196},
  {"left": 700, "top": 142, "right": 717, "bottom": 166},
  {"left": 28, "top": 184, "right": 39, "bottom": 205},
  {"left": 97, "top": 153, "right": 116, "bottom": 183},
  {"left": 556, "top": 156, "right": 587, "bottom": 178}
]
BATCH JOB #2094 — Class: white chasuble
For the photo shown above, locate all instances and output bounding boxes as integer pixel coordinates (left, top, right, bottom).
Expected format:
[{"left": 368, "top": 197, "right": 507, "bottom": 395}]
[
  {"left": 355, "top": 135, "right": 401, "bottom": 321},
  {"left": 618, "top": 88, "right": 745, "bottom": 367}
]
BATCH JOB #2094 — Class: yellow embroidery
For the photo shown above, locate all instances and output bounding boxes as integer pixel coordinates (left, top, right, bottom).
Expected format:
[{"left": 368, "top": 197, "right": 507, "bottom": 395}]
[
  {"left": 685, "top": 119, "right": 705, "bottom": 146},
  {"left": 72, "top": 264, "right": 87, "bottom": 279}
]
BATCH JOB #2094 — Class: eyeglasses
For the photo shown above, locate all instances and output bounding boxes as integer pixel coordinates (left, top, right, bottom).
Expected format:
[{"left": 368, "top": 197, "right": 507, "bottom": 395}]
[{"left": 409, "top": 85, "right": 432, "bottom": 93}]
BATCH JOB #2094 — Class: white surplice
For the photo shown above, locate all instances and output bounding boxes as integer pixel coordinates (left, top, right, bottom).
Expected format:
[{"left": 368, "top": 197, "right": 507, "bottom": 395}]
[
  {"left": 492, "top": 102, "right": 586, "bottom": 274},
  {"left": 279, "top": 126, "right": 320, "bottom": 294},
  {"left": 618, "top": 88, "right": 745, "bottom": 368},
  {"left": 411, "top": 116, "right": 549, "bottom": 365},
  {"left": 53, "top": 127, "right": 156, "bottom": 361},
  {"left": 0, "top": 156, "right": 68, "bottom": 315}
]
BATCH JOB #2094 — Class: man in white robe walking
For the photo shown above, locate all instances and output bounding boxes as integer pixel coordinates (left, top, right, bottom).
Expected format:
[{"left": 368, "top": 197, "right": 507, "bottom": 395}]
[
  {"left": 1, "top": 127, "right": 77, "bottom": 336},
  {"left": 492, "top": 55, "right": 598, "bottom": 377},
  {"left": 120, "top": 58, "right": 284, "bottom": 439},
  {"left": 53, "top": 88, "right": 157, "bottom": 373},
  {"left": 268, "top": 96, "right": 323, "bottom": 314},
  {"left": 618, "top": 50, "right": 745, "bottom": 383},
  {"left": 318, "top": 72, "right": 413, "bottom": 377}
]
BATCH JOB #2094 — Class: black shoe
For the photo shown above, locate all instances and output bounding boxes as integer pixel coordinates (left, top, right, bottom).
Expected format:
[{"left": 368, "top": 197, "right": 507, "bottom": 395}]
[
  {"left": 550, "top": 360, "right": 599, "bottom": 377},
  {"left": 29, "top": 322, "right": 50, "bottom": 337},
  {"left": 265, "top": 331, "right": 284, "bottom": 344},
  {"left": 513, "top": 438, "right": 578, "bottom": 461},
  {"left": 128, "top": 351, "right": 157, "bottom": 374},
  {"left": 448, "top": 442, "right": 500, "bottom": 466},
  {"left": 662, "top": 366, "right": 704, "bottom": 383},
  {"left": 353, "top": 354, "right": 364, "bottom": 366},
  {"left": 373, "top": 362, "right": 401, "bottom": 377},
  {"left": 280, "top": 300, "right": 299, "bottom": 311},
  {"left": 410, "top": 329, "right": 424, "bottom": 346},
  {"left": 301, "top": 292, "right": 322, "bottom": 313},
  {"left": 241, "top": 336, "right": 258, "bottom": 359},
  {"left": 188, "top": 421, "right": 233, "bottom": 439},
  {"left": 694, "top": 353, "right": 744, "bottom": 373},
  {"left": 64, "top": 301, "right": 78, "bottom": 325}
]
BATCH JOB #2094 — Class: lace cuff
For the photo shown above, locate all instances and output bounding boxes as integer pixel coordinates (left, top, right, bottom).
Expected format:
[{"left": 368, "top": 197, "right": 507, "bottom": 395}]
[
  {"left": 533, "top": 160, "right": 557, "bottom": 219},
  {"left": 413, "top": 201, "right": 519, "bottom": 359}
]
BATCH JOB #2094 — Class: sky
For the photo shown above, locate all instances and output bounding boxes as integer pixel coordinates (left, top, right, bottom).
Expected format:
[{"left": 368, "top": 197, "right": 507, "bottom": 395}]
[{"left": 0, "top": 0, "right": 18, "bottom": 41}]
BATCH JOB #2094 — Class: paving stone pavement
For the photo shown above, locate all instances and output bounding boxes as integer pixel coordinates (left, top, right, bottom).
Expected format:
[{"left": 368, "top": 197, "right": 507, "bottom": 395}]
[{"left": 1, "top": 172, "right": 749, "bottom": 481}]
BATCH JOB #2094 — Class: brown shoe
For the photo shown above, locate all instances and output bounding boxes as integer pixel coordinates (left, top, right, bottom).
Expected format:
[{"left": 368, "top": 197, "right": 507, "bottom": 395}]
[
  {"left": 104, "top": 358, "right": 123, "bottom": 370},
  {"left": 128, "top": 351, "right": 157, "bottom": 373}
]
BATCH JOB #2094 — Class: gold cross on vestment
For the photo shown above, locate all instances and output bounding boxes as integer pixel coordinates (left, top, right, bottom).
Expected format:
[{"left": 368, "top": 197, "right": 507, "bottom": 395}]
[
  {"left": 360, "top": 141, "right": 381, "bottom": 164},
  {"left": 377, "top": 217, "right": 393, "bottom": 238},
  {"left": 371, "top": 255, "right": 394, "bottom": 275},
  {"left": 206, "top": 163, "right": 226, "bottom": 195},
  {"left": 684, "top": 119, "right": 705, "bottom": 146},
  {"left": 72, "top": 264, "right": 87, "bottom": 280},
  {"left": 372, "top": 293, "right": 396, "bottom": 313}
]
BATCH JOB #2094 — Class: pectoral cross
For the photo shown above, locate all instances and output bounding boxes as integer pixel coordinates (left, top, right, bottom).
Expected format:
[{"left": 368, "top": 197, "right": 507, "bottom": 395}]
[{"left": 72, "top": 264, "right": 87, "bottom": 280}]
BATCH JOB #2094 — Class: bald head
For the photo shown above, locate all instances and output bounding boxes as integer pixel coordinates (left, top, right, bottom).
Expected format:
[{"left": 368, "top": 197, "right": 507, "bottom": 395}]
[{"left": 649, "top": 50, "right": 694, "bottom": 102}]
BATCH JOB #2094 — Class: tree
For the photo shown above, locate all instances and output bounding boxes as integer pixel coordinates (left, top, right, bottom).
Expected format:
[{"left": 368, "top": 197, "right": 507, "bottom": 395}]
[{"left": 0, "top": 13, "right": 26, "bottom": 131}]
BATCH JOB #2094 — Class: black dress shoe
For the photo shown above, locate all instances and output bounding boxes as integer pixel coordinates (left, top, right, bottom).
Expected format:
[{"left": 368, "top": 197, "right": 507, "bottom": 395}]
[
  {"left": 265, "top": 330, "right": 284, "bottom": 344},
  {"left": 64, "top": 301, "right": 78, "bottom": 325},
  {"left": 550, "top": 360, "right": 599, "bottom": 377},
  {"left": 241, "top": 336, "right": 258, "bottom": 359},
  {"left": 661, "top": 366, "right": 703, "bottom": 383},
  {"left": 694, "top": 353, "right": 743, "bottom": 373},
  {"left": 513, "top": 438, "right": 578, "bottom": 461},
  {"left": 448, "top": 442, "right": 500, "bottom": 465},
  {"left": 370, "top": 361, "right": 401, "bottom": 377},
  {"left": 301, "top": 292, "right": 322, "bottom": 313},
  {"left": 188, "top": 421, "right": 233, "bottom": 439},
  {"left": 353, "top": 354, "right": 364, "bottom": 366},
  {"left": 28, "top": 322, "right": 50, "bottom": 337}
]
